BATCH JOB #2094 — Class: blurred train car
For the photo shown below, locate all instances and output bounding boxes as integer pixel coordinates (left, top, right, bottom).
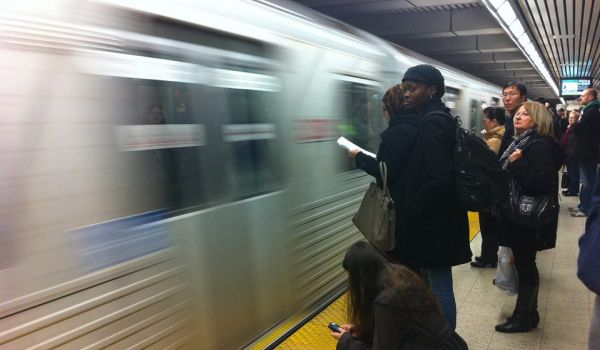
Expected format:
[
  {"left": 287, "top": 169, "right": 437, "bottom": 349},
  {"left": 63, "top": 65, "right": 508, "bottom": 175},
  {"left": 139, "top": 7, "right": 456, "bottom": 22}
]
[{"left": 0, "top": 1, "right": 501, "bottom": 349}]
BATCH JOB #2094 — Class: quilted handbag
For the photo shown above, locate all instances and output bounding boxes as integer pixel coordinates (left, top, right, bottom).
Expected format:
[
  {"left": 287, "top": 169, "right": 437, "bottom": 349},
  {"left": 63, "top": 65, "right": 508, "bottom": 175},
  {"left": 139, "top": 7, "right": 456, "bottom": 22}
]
[{"left": 352, "top": 162, "right": 396, "bottom": 251}]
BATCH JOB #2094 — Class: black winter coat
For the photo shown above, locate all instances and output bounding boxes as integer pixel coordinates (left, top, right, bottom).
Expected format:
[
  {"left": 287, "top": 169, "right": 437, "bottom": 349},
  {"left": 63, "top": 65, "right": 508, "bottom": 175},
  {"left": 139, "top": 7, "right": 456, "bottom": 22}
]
[
  {"left": 395, "top": 101, "right": 471, "bottom": 268},
  {"left": 355, "top": 111, "right": 420, "bottom": 207},
  {"left": 572, "top": 101, "right": 600, "bottom": 163},
  {"left": 499, "top": 135, "right": 562, "bottom": 250}
]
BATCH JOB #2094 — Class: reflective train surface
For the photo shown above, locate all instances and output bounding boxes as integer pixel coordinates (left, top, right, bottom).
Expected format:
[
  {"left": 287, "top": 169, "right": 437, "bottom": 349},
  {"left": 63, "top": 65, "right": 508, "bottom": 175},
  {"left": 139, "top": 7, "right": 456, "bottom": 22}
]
[{"left": 0, "top": 1, "right": 501, "bottom": 349}]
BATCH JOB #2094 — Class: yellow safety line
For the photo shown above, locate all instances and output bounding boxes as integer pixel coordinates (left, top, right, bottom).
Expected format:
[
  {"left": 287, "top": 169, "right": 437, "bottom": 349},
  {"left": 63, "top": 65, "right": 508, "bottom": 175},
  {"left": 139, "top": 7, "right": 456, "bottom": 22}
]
[
  {"left": 275, "top": 294, "right": 347, "bottom": 350},
  {"left": 468, "top": 211, "right": 480, "bottom": 242}
]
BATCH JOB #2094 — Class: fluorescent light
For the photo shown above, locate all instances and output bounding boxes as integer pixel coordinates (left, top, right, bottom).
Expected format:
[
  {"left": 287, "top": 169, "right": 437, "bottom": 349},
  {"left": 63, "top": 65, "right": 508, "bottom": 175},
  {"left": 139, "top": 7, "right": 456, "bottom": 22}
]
[
  {"left": 518, "top": 33, "right": 531, "bottom": 47},
  {"left": 489, "top": 0, "right": 506, "bottom": 10},
  {"left": 524, "top": 42, "right": 536, "bottom": 56},
  {"left": 509, "top": 21, "right": 525, "bottom": 38},
  {"left": 498, "top": 1, "right": 517, "bottom": 25}
]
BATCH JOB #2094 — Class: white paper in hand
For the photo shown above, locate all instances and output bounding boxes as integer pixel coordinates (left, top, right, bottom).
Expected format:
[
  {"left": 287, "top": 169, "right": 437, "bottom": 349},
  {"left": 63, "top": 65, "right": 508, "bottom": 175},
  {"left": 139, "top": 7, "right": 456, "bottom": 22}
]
[{"left": 337, "top": 137, "right": 376, "bottom": 158}]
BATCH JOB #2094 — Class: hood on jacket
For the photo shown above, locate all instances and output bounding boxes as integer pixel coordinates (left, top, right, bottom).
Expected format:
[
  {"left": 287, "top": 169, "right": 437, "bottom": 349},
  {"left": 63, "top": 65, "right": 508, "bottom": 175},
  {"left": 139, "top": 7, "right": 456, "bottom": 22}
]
[{"left": 485, "top": 125, "right": 505, "bottom": 140}]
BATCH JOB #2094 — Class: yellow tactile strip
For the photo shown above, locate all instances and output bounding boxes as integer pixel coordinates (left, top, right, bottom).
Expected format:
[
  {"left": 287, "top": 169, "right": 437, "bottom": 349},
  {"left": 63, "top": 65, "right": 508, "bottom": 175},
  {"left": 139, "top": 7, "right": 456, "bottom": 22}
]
[
  {"left": 270, "top": 213, "right": 479, "bottom": 350},
  {"left": 276, "top": 294, "right": 348, "bottom": 350},
  {"left": 468, "top": 211, "right": 480, "bottom": 242}
]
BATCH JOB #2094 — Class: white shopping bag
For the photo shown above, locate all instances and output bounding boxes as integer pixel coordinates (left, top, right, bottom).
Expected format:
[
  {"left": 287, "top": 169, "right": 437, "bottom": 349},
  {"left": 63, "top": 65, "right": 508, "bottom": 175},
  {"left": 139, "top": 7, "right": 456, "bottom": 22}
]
[{"left": 493, "top": 246, "right": 518, "bottom": 294}]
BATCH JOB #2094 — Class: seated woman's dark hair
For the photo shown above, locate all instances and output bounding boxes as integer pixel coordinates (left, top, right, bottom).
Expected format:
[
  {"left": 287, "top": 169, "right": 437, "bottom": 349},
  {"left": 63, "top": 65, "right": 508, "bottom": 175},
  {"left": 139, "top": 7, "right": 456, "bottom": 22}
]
[
  {"left": 483, "top": 107, "right": 506, "bottom": 125},
  {"left": 381, "top": 84, "right": 406, "bottom": 119},
  {"left": 343, "top": 241, "right": 442, "bottom": 343}
]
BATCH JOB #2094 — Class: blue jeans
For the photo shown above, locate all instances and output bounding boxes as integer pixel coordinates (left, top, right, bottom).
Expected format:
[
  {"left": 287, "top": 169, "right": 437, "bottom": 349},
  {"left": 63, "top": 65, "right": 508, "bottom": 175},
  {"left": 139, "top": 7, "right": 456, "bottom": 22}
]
[
  {"left": 421, "top": 267, "right": 456, "bottom": 330},
  {"left": 579, "top": 162, "right": 598, "bottom": 214}
]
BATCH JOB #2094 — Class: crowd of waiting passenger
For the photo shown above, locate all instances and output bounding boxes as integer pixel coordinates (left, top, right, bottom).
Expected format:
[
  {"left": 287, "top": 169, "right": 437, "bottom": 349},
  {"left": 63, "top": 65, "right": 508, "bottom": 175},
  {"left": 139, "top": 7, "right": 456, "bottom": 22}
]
[{"left": 332, "top": 64, "right": 600, "bottom": 349}]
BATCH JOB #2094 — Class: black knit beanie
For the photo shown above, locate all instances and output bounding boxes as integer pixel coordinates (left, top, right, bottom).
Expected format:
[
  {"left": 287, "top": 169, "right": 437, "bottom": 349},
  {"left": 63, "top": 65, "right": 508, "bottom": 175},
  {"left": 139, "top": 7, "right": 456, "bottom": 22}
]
[{"left": 402, "top": 64, "right": 445, "bottom": 98}]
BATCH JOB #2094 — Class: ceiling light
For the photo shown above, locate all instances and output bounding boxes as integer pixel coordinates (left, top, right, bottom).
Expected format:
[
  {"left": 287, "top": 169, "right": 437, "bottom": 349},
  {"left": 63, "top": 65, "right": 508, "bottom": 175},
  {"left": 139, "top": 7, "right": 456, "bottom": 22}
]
[
  {"left": 489, "top": 0, "right": 505, "bottom": 9},
  {"left": 552, "top": 34, "right": 576, "bottom": 40},
  {"left": 524, "top": 42, "right": 536, "bottom": 56},
  {"left": 497, "top": 1, "right": 517, "bottom": 25},
  {"left": 518, "top": 33, "right": 531, "bottom": 47},
  {"left": 509, "top": 21, "right": 525, "bottom": 38}
]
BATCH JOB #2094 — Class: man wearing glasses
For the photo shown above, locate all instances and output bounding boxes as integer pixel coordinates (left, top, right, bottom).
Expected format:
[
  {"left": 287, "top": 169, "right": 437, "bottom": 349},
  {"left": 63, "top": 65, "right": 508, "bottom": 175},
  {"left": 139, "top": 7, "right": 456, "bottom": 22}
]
[
  {"left": 570, "top": 88, "right": 600, "bottom": 218},
  {"left": 498, "top": 81, "right": 528, "bottom": 156}
]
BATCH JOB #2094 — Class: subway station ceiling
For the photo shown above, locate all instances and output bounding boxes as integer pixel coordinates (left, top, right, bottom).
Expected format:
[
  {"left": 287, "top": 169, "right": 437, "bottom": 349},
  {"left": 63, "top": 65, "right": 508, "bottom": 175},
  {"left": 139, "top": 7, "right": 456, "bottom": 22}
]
[{"left": 290, "top": 0, "right": 600, "bottom": 100}]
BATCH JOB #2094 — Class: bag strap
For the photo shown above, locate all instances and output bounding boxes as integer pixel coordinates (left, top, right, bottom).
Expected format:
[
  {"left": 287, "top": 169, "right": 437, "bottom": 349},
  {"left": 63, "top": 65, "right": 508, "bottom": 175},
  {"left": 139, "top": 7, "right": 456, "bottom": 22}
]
[{"left": 379, "top": 162, "right": 390, "bottom": 197}]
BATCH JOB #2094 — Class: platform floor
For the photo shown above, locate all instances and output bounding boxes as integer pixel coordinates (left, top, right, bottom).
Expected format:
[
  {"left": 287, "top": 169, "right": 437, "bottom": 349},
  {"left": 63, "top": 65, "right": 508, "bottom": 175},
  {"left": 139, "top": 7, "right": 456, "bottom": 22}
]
[{"left": 276, "top": 195, "right": 594, "bottom": 349}]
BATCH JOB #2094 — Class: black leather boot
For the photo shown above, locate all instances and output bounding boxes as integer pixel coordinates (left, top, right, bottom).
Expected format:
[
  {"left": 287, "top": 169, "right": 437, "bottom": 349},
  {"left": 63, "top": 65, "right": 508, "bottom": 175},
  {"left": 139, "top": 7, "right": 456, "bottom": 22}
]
[
  {"left": 505, "top": 285, "right": 540, "bottom": 328},
  {"left": 531, "top": 286, "right": 540, "bottom": 328},
  {"left": 495, "top": 284, "right": 537, "bottom": 333}
]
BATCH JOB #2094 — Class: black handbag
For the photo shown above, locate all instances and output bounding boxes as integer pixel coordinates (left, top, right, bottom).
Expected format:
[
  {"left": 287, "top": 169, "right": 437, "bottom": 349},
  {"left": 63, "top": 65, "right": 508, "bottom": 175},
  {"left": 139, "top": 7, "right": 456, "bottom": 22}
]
[
  {"left": 560, "top": 171, "right": 570, "bottom": 189},
  {"left": 506, "top": 178, "right": 559, "bottom": 227},
  {"left": 352, "top": 162, "right": 396, "bottom": 251}
]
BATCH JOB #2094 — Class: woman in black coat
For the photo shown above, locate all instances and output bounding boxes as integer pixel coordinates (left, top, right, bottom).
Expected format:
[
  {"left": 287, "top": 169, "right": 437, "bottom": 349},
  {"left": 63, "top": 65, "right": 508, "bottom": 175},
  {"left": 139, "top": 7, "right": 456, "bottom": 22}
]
[
  {"left": 349, "top": 83, "right": 420, "bottom": 247},
  {"left": 495, "top": 101, "right": 561, "bottom": 333}
]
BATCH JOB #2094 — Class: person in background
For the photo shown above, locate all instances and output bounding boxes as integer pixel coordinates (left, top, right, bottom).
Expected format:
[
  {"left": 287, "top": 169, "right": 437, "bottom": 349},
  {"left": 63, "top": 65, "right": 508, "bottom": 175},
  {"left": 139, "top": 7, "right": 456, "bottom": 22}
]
[
  {"left": 557, "top": 106, "right": 568, "bottom": 135},
  {"left": 561, "top": 110, "right": 580, "bottom": 196},
  {"left": 499, "top": 82, "right": 528, "bottom": 156},
  {"left": 332, "top": 241, "right": 468, "bottom": 350},
  {"left": 393, "top": 64, "right": 472, "bottom": 330},
  {"left": 471, "top": 107, "right": 505, "bottom": 268},
  {"left": 495, "top": 102, "right": 562, "bottom": 333},
  {"left": 145, "top": 104, "right": 166, "bottom": 124},
  {"left": 550, "top": 104, "right": 563, "bottom": 141},
  {"left": 570, "top": 89, "right": 600, "bottom": 218}
]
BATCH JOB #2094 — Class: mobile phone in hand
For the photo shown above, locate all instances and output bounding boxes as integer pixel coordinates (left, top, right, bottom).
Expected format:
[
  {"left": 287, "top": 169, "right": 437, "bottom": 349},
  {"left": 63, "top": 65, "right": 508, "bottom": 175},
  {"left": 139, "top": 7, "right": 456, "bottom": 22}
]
[{"left": 328, "top": 322, "right": 342, "bottom": 333}]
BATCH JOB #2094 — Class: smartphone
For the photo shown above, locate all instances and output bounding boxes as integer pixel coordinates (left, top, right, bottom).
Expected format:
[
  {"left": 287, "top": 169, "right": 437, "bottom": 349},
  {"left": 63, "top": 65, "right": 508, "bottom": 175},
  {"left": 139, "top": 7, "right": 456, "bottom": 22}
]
[{"left": 328, "top": 322, "right": 342, "bottom": 333}]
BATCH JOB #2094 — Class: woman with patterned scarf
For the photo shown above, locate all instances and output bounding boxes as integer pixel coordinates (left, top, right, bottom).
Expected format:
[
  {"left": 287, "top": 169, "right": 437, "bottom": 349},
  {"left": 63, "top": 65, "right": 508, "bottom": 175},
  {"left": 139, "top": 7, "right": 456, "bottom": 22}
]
[{"left": 495, "top": 102, "right": 563, "bottom": 333}]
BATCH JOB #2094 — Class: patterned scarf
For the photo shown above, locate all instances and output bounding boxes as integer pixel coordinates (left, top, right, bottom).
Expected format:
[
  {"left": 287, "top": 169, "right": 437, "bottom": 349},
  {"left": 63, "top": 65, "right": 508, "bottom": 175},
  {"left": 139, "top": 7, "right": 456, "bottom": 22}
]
[{"left": 500, "top": 128, "right": 538, "bottom": 169}]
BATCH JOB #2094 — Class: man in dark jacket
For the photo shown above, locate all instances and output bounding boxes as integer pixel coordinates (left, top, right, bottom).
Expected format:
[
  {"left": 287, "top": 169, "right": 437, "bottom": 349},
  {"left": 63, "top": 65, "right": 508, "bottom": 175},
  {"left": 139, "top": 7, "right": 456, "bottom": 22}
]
[
  {"left": 571, "top": 88, "right": 600, "bottom": 217},
  {"left": 499, "top": 82, "right": 528, "bottom": 156}
]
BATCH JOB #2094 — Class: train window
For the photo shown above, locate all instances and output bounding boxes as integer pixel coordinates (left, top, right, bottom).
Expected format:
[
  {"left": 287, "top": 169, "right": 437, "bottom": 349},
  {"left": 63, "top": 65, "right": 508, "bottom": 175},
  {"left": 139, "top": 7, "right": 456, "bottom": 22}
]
[
  {"left": 221, "top": 87, "right": 281, "bottom": 199},
  {"left": 443, "top": 87, "right": 461, "bottom": 116},
  {"left": 152, "top": 18, "right": 273, "bottom": 61},
  {"left": 338, "top": 79, "right": 384, "bottom": 171},
  {"left": 116, "top": 79, "right": 210, "bottom": 210},
  {"left": 469, "top": 99, "right": 485, "bottom": 134}
]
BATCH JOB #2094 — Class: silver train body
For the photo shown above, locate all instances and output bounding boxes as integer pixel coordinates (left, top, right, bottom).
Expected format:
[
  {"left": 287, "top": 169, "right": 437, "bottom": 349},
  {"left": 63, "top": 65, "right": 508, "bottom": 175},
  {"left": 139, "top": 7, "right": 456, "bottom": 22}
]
[{"left": 0, "top": 1, "right": 501, "bottom": 349}]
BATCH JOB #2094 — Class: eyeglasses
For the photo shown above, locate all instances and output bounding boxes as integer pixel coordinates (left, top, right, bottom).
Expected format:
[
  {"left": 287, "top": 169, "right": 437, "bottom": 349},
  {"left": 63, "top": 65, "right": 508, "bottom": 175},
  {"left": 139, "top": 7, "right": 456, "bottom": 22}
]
[{"left": 501, "top": 92, "right": 519, "bottom": 98}]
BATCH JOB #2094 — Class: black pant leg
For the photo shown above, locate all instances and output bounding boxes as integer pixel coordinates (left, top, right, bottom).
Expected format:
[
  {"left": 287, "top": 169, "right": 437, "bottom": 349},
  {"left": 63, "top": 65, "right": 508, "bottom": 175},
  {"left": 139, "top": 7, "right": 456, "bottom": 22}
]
[
  {"left": 479, "top": 211, "right": 499, "bottom": 262},
  {"left": 511, "top": 229, "right": 539, "bottom": 288}
]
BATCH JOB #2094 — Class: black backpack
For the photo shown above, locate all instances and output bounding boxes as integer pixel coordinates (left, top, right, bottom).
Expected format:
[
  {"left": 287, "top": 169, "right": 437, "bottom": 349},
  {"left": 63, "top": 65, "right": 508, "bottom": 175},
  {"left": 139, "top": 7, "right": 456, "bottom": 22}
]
[{"left": 425, "top": 111, "right": 509, "bottom": 211}]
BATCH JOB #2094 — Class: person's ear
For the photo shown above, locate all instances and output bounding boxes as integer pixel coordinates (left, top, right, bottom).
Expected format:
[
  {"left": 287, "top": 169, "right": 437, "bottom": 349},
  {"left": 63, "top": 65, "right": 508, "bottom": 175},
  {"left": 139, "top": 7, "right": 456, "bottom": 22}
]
[{"left": 429, "top": 86, "right": 437, "bottom": 98}]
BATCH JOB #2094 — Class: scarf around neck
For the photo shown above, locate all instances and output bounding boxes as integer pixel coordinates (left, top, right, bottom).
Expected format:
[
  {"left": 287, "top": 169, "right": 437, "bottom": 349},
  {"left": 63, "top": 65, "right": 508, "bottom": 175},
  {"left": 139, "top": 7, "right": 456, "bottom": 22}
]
[{"left": 500, "top": 128, "right": 538, "bottom": 168}]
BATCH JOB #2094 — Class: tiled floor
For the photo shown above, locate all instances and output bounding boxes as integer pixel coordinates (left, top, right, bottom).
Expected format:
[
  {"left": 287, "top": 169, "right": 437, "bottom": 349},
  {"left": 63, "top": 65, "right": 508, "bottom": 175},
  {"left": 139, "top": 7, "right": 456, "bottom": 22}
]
[{"left": 455, "top": 194, "right": 594, "bottom": 349}]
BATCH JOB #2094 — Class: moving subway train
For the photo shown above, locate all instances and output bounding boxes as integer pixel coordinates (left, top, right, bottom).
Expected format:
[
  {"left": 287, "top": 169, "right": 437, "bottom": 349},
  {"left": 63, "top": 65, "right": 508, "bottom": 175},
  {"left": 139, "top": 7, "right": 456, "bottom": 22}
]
[{"left": 0, "top": 1, "right": 501, "bottom": 348}]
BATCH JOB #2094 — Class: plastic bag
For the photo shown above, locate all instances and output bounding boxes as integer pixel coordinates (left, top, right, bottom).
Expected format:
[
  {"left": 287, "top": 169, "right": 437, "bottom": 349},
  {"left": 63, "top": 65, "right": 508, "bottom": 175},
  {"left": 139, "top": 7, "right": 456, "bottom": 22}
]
[{"left": 493, "top": 246, "right": 518, "bottom": 294}]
